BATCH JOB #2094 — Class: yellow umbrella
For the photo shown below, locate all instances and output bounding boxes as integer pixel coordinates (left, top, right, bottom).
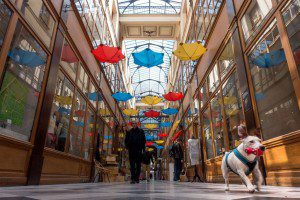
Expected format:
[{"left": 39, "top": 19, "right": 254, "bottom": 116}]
[
  {"left": 54, "top": 95, "right": 72, "bottom": 105},
  {"left": 99, "top": 108, "right": 110, "bottom": 115},
  {"left": 147, "top": 148, "right": 154, "bottom": 152},
  {"left": 218, "top": 96, "right": 237, "bottom": 105},
  {"left": 117, "top": 148, "right": 123, "bottom": 152},
  {"left": 141, "top": 96, "right": 162, "bottom": 105},
  {"left": 119, "top": 133, "right": 125, "bottom": 138},
  {"left": 123, "top": 108, "right": 139, "bottom": 116},
  {"left": 226, "top": 109, "right": 239, "bottom": 116},
  {"left": 103, "top": 139, "right": 108, "bottom": 144},
  {"left": 89, "top": 123, "right": 94, "bottom": 128},
  {"left": 174, "top": 120, "right": 180, "bottom": 128},
  {"left": 155, "top": 140, "right": 164, "bottom": 145},
  {"left": 145, "top": 124, "right": 157, "bottom": 129},
  {"left": 173, "top": 42, "right": 206, "bottom": 61}
]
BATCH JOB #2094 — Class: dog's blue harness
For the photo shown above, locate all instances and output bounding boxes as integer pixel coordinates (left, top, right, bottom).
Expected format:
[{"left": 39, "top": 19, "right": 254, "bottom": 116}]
[{"left": 225, "top": 149, "right": 257, "bottom": 176}]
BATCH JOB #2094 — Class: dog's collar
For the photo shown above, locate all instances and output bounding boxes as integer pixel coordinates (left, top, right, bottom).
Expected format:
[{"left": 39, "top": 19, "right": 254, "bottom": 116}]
[{"left": 233, "top": 149, "right": 257, "bottom": 175}]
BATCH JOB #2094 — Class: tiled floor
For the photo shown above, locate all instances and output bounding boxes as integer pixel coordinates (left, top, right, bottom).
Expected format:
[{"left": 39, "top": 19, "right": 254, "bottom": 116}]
[{"left": 0, "top": 181, "right": 299, "bottom": 200}]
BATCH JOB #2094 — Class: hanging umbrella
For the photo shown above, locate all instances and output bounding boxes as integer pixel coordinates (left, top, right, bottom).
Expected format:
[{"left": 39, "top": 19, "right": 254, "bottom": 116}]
[
  {"left": 173, "top": 41, "right": 206, "bottom": 61},
  {"left": 141, "top": 96, "right": 162, "bottom": 105},
  {"left": 147, "top": 148, "right": 154, "bottom": 152},
  {"left": 112, "top": 92, "right": 133, "bottom": 102},
  {"left": 123, "top": 108, "right": 139, "bottom": 116},
  {"left": 255, "top": 92, "right": 265, "bottom": 101},
  {"left": 146, "top": 141, "right": 154, "bottom": 146},
  {"left": 74, "top": 109, "right": 85, "bottom": 117},
  {"left": 218, "top": 96, "right": 237, "bottom": 105},
  {"left": 157, "top": 133, "right": 168, "bottom": 138},
  {"left": 146, "top": 135, "right": 154, "bottom": 141},
  {"left": 145, "top": 124, "right": 157, "bottom": 129},
  {"left": 252, "top": 49, "right": 286, "bottom": 68},
  {"left": 172, "top": 130, "right": 183, "bottom": 142},
  {"left": 163, "top": 92, "right": 184, "bottom": 101},
  {"left": 161, "top": 122, "right": 172, "bottom": 127},
  {"left": 173, "top": 120, "right": 181, "bottom": 129},
  {"left": 118, "top": 148, "right": 123, "bottom": 152},
  {"left": 98, "top": 108, "right": 110, "bottom": 116},
  {"left": 58, "top": 107, "right": 71, "bottom": 115},
  {"left": 162, "top": 108, "right": 178, "bottom": 115},
  {"left": 132, "top": 48, "right": 164, "bottom": 68},
  {"left": 88, "top": 92, "right": 102, "bottom": 101},
  {"left": 104, "top": 135, "right": 113, "bottom": 139},
  {"left": 92, "top": 44, "right": 125, "bottom": 63},
  {"left": 157, "top": 146, "right": 164, "bottom": 150},
  {"left": 144, "top": 110, "right": 160, "bottom": 118},
  {"left": 54, "top": 95, "right": 73, "bottom": 105},
  {"left": 155, "top": 140, "right": 164, "bottom": 145},
  {"left": 8, "top": 48, "right": 46, "bottom": 67},
  {"left": 61, "top": 44, "right": 79, "bottom": 63},
  {"left": 74, "top": 121, "right": 84, "bottom": 127}
]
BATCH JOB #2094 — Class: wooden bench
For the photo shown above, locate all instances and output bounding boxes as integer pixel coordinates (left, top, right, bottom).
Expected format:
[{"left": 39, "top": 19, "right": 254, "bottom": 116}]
[{"left": 93, "top": 159, "right": 112, "bottom": 183}]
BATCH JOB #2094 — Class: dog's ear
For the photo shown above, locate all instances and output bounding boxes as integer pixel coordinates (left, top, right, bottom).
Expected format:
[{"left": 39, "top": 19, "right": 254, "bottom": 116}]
[{"left": 238, "top": 125, "right": 248, "bottom": 139}]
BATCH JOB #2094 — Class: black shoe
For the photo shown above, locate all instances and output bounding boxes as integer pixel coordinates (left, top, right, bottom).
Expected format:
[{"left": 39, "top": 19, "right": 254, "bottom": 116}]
[
  {"left": 135, "top": 180, "right": 140, "bottom": 183},
  {"left": 130, "top": 180, "right": 136, "bottom": 184}
]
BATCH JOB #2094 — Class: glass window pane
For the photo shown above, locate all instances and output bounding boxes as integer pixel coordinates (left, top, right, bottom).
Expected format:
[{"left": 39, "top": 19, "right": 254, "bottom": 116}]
[
  {"left": 210, "top": 90, "right": 225, "bottom": 156},
  {"left": 77, "top": 64, "right": 89, "bottom": 94},
  {"left": 208, "top": 64, "right": 219, "bottom": 93},
  {"left": 282, "top": 0, "right": 300, "bottom": 75},
  {"left": 249, "top": 21, "right": 300, "bottom": 140},
  {"left": 0, "top": 0, "right": 12, "bottom": 51},
  {"left": 241, "top": 0, "right": 273, "bottom": 44},
  {"left": 69, "top": 91, "right": 86, "bottom": 157},
  {"left": 84, "top": 108, "right": 94, "bottom": 160},
  {"left": 203, "top": 107, "right": 213, "bottom": 160},
  {"left": 46, "top": 71, "right": 74, "bottom": 151},
  {"left": 60, "top": 40, "right": 78, "bottom": 81},
  {"left": 21, "top": 0, "right": 55, "bottom": 48},
  {"left": 0, "top": 22, "right": 48, "bottom": 141},
  {"left": 88, "top": 81, "right": 97, "bottom": 108},
  {"left": 219, "top": 39, "right": 235, "bottom": 80},
  {"left": 222, "top": 71, "right": 244, "bottom": 149}
]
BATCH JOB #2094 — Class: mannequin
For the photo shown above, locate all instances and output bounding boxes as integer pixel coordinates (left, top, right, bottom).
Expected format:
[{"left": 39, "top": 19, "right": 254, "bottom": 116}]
[{"left": 188, "top": 135, "right": 202, "bottom": 182}]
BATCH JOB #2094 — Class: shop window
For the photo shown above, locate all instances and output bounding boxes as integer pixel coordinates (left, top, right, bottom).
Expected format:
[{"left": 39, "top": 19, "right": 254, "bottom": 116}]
[
  {"left": 0, "top": 22, "right": 47, "bottom": 141},
  {"left": 203, "top": 107, "right": 213, "bottom": 160},
  {"left": 88, "top": 82, "right": 98, "bottom": 108},
  {"left": 222, "top": 71, "right": 244, "bottom": 149},
  {"left": 282, "top": 0, "right": 300, "bottom": 75},
  {"left": 21, "top": 0, "right": 55, "bottom": 48},
  {"left": 84, "top": 108, "right": 94, "bottom": 160},
  {"left": 219, "top": 39, "right": 235, "bottom": 80},
  {"left": 0, "top": 0, "right": 12, "bottom": 51},
  {"left": 60, "top": 40, "right": 78, "bottom": 81},
  {"left": 249, "top": 21, "right": 300, "bottom": 140},
  {"left": 69, "top": 91, "right": 86, "bottom": 157},
  {"left": 208, "top": 64, "right": 219, "bottom": 93},
  {"left": 241, "top": 0, "right": 273, "bottom": 44},
  {"left": 77, "top": 63, "right": 89, "bottom": 94},
  {"left": 46, "top": 71, "right": 74, "bottom": 151}
]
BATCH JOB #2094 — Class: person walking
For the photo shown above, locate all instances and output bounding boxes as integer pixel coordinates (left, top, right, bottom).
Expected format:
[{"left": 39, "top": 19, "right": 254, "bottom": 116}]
[
  {"left": 142, "top": 150, "right": 154, "bottom": 182},
  {"left": 170, "top": 138, "right": 184, "bottom": 181},
  {"left": 125, "top": 120, "right": 146, "bottom": 184},
  {"left": 188, "top": 135, "right": 202, "bottom": 182}
]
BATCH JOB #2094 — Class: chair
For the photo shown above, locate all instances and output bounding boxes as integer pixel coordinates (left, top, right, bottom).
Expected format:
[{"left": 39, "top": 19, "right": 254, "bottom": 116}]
[{"left": 93, "top": 159, "right": 111, "bottom": 183}]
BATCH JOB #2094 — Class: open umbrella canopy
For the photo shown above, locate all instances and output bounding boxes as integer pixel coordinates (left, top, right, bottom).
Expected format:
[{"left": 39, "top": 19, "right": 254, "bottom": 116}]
[
  {"left": 74, "top": 110, "right": 85, "bottom": 117},
  {"left": 98, "top": 108, "right": 111, "bottom": 116},
  {"left": 173, "top": 41, "right": 206, "bottom": 61},
  {"left": 172, "top": 130, "right": 183, "bottom": 142},
  {"left": 161, "top": 122, "right": 172, "bottom": 127},
  {"left": 54, "top": 95, "right": 72, "bottom": 105},
  {"left": 162, "top": 108, "right": 178, "bottom": 115},
  {"left": 146, "top": 141, "right": 154, "bottom": 146},
  {"left": 132, "top": 48, "right": 164, "bottom": 68},
  {"left": 123, "top": 108, "right": 139, "bottom": 116},
  {"left": 147, "top": 148, "right": 154, "bottom": 152},
  {"left": 163, "top": 92, "right": 184, "bottom": 101},
  {"left": 145, "top": 124, "right": 157, "bottom": 129},
  {"left": 87, "top": 92, "right": 102, "bottom": 101},
  {"left": 252, "top": 49, "right": 286, "bottom": 68},
  {"left": 112, "top": 92, "right": 133, "bottom": 102},
  {"left": 58, "top": 107, "right": 71, "bottom": 115},
  {"left": 92, "top": 44, "right": 125, "bottom": 63},
  {"left": 8, "top": 48, "right": 46, "bottom": 67},
  {"left": 104, "top": 135, "right": 113, "bottom": 139},
  {"left": 144, "top": 110, "right": 160, "bottom": 118},
  {"left": 157, "top": 133, "right": 168, "bottom": 138},
  {"left": 141, "top": 96, "right": 162, "bottom": 105},
  {"left": 157, "top": 146, "right": 164, "bottom": 150},
  {"left": 146, "top": 135, "right": 154, "bottom": 141},
  {"left": 155, "top": 140, "right": 164, "bottom": 145},
  {"left": 61, "top": 44, "right": 79, "bottom": 63}
]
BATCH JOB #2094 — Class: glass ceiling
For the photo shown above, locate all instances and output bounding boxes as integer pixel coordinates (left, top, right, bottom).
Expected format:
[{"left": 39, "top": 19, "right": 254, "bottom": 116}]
[
  {"left": 124, "top": 40, "right": 175, "bottom": 100},
  {"left": 118, "top": 0, "right": 182, "bottom": 14}
]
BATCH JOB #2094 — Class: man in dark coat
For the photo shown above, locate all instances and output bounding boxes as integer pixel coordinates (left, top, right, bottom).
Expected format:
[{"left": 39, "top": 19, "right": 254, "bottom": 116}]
[
  {"left": 125, "top": 121, "right": 146, "bottom": 184},
  {"left": 170, "top": 138, "right": 184, "bottom": 181}
]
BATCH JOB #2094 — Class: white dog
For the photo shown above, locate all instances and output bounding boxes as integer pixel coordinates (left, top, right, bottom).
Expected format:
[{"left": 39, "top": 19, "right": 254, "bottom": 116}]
[{"left": 221, "top": 127, "right": 265, "bottom": 193}]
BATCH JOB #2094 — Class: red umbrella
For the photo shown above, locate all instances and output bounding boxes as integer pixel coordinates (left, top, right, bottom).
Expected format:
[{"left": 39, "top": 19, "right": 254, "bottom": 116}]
[
  {"left": 157, "top": 133, "right": 168, "bottom": 138},
  {"left": 92, "top": 44, "right": 125, "bottom": 63},
  {"left": 146, "top": 141, "right": 154, "bottom": 146},
  {"left": 163, "top": 92, "right": 184, "bottom": 101},
  {"left": 172, "top": 130, "right": 183, "bottom": 142},
  {"left": 74, "top": 110, "right": 85, "bottom": 117},
  {"left": 144, "top": 110, "right": 160, "bottom": 118},
  {"left": 61, "top": 44, "right": 79, "bottom": 63}
]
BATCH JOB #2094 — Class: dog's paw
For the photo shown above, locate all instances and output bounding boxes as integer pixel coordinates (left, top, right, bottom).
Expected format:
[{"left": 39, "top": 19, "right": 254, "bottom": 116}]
[
  {"left": 255, "top": 185, "right": 261, "bottom": 191},
  {"left": 225, "top": 187, "right": 229, "bottom": 191},
  {"left": 247, "top": 186, "right": 255, "bottom": 193}
]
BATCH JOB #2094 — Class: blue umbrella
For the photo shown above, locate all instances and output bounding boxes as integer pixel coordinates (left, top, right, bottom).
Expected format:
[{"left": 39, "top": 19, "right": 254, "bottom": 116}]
[
  {"left": 58, "top": 107, "right": 71, "bottom": 115},
  {"left": 146, "top": 135, "right": 154, "bottom": 141},
  {"left": 104, "top": 135, "right": 113, "bottom": 139},
  {"left": 252, "top": 49, "right": 286, "bottom": 68},
  {"left": 255, "top": 93, "right": 265, "bottom": 101},
  {"left": 161, "top": 122, "right": 172, "bottom": 127},
  {"left": 132, "top": 48, "right": 164, "bottom": 68},
  {"left": 157, "top": 146, "right": 164, "bottom": 150},
  {"left": 162, "top": 108, "right": 178, "bottom": 115},
  {"left": 88, "top": 92, "right": 102, "bottom": 101},
  {"left": 112, "top": 92, "right": 133, "bottom": 102},
  {"left": 188, "top": 108, "right": 199, "bottom": 115},
  {"left": 74, "top": 121, "right": 84, "bottom": 127},
  {"left": 8, "top": 48, "right": 45, "bottom": 68}
]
